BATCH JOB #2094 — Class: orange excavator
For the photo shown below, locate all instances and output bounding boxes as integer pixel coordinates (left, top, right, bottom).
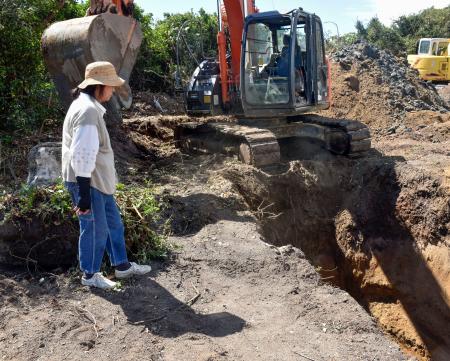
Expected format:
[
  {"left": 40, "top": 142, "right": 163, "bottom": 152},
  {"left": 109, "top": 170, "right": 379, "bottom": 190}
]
[
  {"left": 177, "top": 0, "right": 371, "bottom": 166},
  {"left": 42, "top": 0, "right": 371, "bottom": 166}
]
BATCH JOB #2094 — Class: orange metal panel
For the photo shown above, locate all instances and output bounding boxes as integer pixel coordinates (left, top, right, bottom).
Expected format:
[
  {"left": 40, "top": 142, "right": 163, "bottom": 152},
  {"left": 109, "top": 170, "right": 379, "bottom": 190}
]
[
  {"left": 222, "top": 0, "right": 245, "bottom": 85},
  {"left": 217, "top": 31, "right": 230, "bottom": 103}
]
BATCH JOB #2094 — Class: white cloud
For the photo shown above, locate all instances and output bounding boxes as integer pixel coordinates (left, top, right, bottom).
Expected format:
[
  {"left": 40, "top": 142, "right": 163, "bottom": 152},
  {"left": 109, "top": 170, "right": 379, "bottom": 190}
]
[
  {"left": 373, "top": 0, "right": 449, "bottom": 24},
  {"left": 351, "top": 0, "right": 449, "bottom": 25}
]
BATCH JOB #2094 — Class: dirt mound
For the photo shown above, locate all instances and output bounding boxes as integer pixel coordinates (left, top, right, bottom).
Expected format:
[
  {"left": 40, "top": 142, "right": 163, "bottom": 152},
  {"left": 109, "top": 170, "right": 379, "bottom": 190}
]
[
  {"left": 224, "top": 157, "right": 450, "bottom": 360},
  {"left": 322, "top": 42, "right": 448, "bottom": 138},
  {"left": 437, "top": 84, "right": 450, "bottom": 106},
  {"left": 125, "top": 91, "right": 186, "bottom": 117}
]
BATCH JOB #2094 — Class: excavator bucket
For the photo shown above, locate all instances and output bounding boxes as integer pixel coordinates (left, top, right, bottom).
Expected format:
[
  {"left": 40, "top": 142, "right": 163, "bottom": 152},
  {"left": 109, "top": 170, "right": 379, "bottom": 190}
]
[{"left": 42, "top": 13, "right": 142, "bottom": 110}]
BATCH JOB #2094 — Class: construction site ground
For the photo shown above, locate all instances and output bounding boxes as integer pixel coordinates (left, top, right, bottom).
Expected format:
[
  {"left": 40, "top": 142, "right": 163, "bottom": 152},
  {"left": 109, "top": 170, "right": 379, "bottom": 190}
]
[
  {"left": 0, "top": 152, "right": 409, "bottom": 361},
  {"left": 1, "top": 47, "right": 449, "bottom": 361}
]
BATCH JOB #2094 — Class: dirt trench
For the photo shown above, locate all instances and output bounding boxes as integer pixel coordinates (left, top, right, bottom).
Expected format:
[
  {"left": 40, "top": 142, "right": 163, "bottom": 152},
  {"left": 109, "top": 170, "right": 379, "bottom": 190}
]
[{"left": 223, "top": 153, "right": 450, "bottom": 360}]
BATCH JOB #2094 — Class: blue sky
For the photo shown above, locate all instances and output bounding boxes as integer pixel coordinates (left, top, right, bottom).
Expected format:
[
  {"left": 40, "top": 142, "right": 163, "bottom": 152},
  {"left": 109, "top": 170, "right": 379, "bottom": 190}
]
[{"left": 139, "top": 0, "right": 449, "bottom": 35}]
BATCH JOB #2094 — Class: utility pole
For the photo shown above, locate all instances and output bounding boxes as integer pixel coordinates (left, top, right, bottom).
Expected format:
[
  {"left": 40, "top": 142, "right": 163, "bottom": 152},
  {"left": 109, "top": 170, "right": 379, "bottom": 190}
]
[{"left": 323, "top": 21, "right": 340, "bottom": 45}]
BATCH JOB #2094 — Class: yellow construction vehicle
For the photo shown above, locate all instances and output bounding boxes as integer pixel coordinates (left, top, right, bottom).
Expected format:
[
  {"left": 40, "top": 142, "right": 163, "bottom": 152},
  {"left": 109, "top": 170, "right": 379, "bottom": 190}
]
[{"left": 407, "top": 38, "right": 450, "bottom": 82}]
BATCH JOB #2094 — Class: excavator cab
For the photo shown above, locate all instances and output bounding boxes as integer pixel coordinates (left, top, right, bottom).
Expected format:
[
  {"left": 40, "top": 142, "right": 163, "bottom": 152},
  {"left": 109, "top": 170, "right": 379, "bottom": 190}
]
[
  {"left": 408, "top": 38, "right": 450, "bottom": 82},
  {"left": 177, "top": 6, "right": 371, "bottom": 166},
  {"left": 241, "top": 9, "right": 330, "bottom": 118}
]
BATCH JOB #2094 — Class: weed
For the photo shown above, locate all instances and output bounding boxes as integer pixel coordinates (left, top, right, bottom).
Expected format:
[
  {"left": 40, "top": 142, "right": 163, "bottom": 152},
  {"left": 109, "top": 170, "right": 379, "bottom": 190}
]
[
  {"left": 1, "top": 179, "right": 75, "bottom": 227},
  {"left": 0, "top": 179, "right": 172, "bottom": 268},
  {"left": 115, "top": 181, "right": 172, "bottom": 263}
]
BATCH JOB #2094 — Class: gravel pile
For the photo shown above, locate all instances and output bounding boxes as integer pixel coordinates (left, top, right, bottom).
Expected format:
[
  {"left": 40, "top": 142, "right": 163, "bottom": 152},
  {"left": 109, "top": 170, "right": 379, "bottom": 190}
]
[{"left": 331, "top": 41, "right": 448, "bottom": 116}]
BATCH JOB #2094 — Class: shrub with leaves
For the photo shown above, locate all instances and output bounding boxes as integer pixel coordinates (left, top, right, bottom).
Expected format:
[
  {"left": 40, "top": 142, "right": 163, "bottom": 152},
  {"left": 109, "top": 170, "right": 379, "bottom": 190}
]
[
  {"left": 0, "top": 180, "right": 171, "bottom": 267},
  {"left": 355, "top": 6, "right": 450, "bottom": 55},
  {"left": 0, "top": 181, "right": 76, "bottom": 228},
  {"left": 115, "top": 182, "right": 171, "bottom": 260},
  {"left": 131, "top": 7, "right": 218, "bottom": 92},
  {"left": 0, "top": 0, "right": 87, "bottom": 132}
]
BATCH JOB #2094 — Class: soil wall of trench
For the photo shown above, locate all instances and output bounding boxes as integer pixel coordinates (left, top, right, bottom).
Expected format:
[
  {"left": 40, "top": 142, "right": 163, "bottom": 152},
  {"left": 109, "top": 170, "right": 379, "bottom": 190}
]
[{"left": 224, "top": 156, "right": 450, "bottom": 360}]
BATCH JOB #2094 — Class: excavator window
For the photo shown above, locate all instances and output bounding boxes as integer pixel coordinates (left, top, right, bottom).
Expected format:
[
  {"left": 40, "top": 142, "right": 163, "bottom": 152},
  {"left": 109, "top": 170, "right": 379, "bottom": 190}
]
[
  {"left": 432, "top": 42, "right": 437, "bottom": 55},
  {"left": 315, "top": 19, "right": 328, "bottom": 103},
  {"left": 294, "top": 21, "right": 307, "bottom": 105},
  {"left": 243, "top": 17, "right": 293, "bottom": 106},
  {"left": 436, "top": 42, "right": 448, "bottom": 56},
  {"left": 418, "top": 40, "right": 431, "bottom": 55}
]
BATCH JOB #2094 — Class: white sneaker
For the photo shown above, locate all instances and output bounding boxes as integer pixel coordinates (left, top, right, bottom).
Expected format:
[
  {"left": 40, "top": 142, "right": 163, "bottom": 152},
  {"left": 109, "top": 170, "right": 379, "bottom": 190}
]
[
  {"left": 81, "top": 272, "right": 117, "bottom": 290},
  {"left": 115, "top": 262, "right": 152, "bottom": 279}
]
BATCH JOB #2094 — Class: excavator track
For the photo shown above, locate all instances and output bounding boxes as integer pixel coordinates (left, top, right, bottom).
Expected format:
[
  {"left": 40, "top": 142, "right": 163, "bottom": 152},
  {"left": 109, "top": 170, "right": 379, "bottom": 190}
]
[
  {"left": 299, "top": 115, "right": 372, "bottom": 156},
  {"left": 174, "top": 115, "right": 371, "bottom": 167},
  {"left": 174, "top": 122, "right": 282, "bottom": 167}
]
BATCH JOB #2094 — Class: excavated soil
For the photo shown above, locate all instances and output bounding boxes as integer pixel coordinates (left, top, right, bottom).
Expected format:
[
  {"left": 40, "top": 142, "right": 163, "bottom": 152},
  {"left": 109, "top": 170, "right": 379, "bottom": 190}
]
[
  {"left": 0, "top": 155, "right": 409, "bottom": 361},
  {"left": 323, "top": 42, "right": 448, "bottom": 140},
  {"left": 223, "top": 150, "right": 449, "bottom": 360}
]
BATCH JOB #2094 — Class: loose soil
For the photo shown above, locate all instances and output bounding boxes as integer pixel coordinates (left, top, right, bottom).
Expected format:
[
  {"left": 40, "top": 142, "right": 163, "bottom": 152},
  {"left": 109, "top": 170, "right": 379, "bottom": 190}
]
[{"left": 0, "top": 155, "right": 408, "bottom": 361}]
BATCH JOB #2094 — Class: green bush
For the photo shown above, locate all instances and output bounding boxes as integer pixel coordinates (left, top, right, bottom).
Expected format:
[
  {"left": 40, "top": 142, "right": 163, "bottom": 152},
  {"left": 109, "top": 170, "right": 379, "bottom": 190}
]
[
  {"left": 0, "top": 0, "right": 86, "bottom": 132},
  {"left": 355, "top": 6, "right": 450, "bottom": 55},
  {"left": 115, "top": 182, "right": 172, "bottom": 260},
  {"left": 131, "top": 7, "right": 218, "bottom": 92},
  {"left": 0, "top": 181, "right": 75, "bottom": 228},
  {"left": 394, "top": 6, "right": 450, "bottom": 54},
  {"left": 326, "top": 33, "right": 358, "bottom": 53},
  {"left": 0, "top": 180, "right": 171, "bottom": 264}
]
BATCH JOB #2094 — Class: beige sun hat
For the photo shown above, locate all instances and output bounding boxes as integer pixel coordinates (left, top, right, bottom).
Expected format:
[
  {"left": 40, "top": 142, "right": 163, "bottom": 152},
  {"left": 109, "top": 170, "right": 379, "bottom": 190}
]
[{"left": 77, "top": 61, "right": 125, "bottom": 89}]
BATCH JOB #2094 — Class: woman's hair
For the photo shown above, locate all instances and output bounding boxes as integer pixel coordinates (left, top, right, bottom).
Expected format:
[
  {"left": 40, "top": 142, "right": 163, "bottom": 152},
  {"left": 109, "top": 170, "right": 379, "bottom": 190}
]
[{"left": 72, "top": 84, "right": 106, "bottom": 99}]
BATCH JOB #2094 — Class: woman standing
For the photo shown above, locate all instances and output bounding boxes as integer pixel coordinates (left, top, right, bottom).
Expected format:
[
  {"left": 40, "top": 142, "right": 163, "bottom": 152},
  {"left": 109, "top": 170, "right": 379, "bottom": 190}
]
[{"left": 62, "top": 61, "right": 151, "bottom": 289}]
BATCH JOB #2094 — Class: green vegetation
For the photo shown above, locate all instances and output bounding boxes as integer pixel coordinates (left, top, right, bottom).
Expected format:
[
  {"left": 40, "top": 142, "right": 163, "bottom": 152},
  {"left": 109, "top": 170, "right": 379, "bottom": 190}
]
[
  {"left": 0, "top": 180, "right": 171, "bottom": 264},
  {"left": 395, "top": 6, "right": 450, "bottom": 53},
  {"left": 115, "top": 182, "right": 172, "bottom": 260},
  {"left": 0, "top": 181, "right": 75, "bottom": 228},
  {"left": 131, "top": 8, "right": 218, "bottom": 91},
  {"left": 355, "top": 6, "right": 450, "bottom": 55},
  {"left": 0, "top": 0, "right": 87, "bottom": 132},
  {"left": 325, "top": 33, "right": 358, "bottom": 53}
]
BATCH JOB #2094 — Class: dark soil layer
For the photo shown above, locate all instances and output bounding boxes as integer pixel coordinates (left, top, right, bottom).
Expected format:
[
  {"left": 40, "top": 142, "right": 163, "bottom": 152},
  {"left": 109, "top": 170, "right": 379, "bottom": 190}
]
[{"left": 224, "top": 155, "right": 450, "bottom": 360}]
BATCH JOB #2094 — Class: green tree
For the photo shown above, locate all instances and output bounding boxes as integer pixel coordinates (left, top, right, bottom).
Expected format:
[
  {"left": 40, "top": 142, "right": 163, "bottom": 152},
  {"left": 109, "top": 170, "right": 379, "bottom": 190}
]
[
  {"left": 130, "top": 7, "right": 218, "bottom": 92},
  {"left": 358, "top": 17, "right": 406, "bottom": 55},
  {"left": 354, "top": 7, "right": 450, "bottom": 55},
  {"left": 0, "top": 0, "right": 86, "bottom": 132},
  {"left": 355, "top": 20, "right": 367, "bottom": 39},
  {"left": 325, "top": 33, "right": 357, "bottom": 53},
  {"left": 394, "top": 6, "right": 450, "bottom": 53}
]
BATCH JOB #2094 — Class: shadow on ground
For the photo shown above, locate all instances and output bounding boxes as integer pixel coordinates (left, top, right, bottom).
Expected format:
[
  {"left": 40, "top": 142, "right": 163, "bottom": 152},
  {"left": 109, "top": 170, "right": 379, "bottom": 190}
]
[
  {"left": 95, "top": 278, "right": 246, "bottom": 338},
  {"left": 166, "top": 192, "right": 252, "bottom": 236}
]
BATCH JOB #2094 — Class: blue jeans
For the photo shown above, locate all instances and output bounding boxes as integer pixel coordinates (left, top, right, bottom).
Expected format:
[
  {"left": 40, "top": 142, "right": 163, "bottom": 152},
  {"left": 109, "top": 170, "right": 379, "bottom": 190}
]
[{"left": 65, "top": 182, "right": 128, "bottom": 274}]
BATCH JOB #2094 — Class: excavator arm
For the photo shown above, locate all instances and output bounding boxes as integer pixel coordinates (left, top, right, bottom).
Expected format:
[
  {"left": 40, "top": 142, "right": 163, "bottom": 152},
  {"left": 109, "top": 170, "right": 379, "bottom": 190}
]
[
  {"left": 218, "top": 0, "right": 257, "bottom": 104},
  {"left": 87, "top": 0, "right": 134, "bottom": 16},
  {"left": 42, "top": 0, "right": 142, "bottom": 110}
]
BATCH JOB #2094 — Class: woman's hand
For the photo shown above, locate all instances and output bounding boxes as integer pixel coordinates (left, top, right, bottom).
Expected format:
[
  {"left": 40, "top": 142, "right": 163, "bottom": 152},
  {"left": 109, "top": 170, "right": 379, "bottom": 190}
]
[{"left": 74, "top": 206, "right": 91, "bottom": 216}]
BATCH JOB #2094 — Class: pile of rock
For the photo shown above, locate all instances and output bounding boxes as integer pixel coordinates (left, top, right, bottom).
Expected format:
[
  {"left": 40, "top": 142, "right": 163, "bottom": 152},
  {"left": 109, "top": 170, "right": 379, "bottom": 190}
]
[{"left": 331, "top": 41, "right": 448, "bottom": 116}]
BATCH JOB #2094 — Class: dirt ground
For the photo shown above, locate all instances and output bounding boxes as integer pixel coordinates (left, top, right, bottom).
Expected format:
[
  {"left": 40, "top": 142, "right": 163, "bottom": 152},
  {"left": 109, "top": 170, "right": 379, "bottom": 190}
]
[{"left": 0, "top": 154, "right": 410, "bottom": 361}]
